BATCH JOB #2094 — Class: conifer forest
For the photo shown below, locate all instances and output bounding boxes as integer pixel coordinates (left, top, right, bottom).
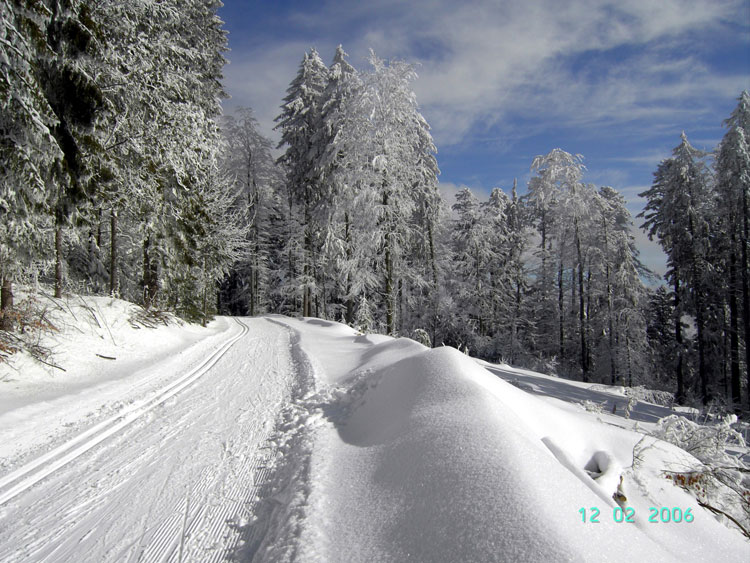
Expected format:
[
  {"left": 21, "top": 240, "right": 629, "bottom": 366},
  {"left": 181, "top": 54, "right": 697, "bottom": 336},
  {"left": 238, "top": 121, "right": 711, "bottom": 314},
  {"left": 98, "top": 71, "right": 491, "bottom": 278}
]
[{"left": 1, "top": 1, "right": 749, "bottom": 412}]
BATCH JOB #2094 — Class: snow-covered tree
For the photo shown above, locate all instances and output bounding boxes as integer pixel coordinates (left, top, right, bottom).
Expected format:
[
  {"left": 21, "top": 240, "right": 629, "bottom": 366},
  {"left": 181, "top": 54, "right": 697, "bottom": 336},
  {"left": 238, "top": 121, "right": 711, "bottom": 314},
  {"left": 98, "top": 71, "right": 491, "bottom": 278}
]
[
  {"left": 359, "top": 51, "right": 438, "bottom": 334},
  {"left": 316, "top": 45, "right": 362, "bottom": 321},
  {"left": 504, "top": 180, "right": 530, "bottom": 364},
  {"left": 640, "top": 133, "right": 715, "bottom": 404},
  {"left": 36, "top": 0, "right": 104, "bottom": 299},
  {"left": 715, "top": 90, "right": 750, "bottom": 410},
  {"left": 596, "top": 186, "right": 649, "bottom": 386},
  {"left": 526, "top": 149, "right": 595, "bottom": 379},
  {"left": 450, "top": 187, "right": 491, "bottom": 341},
  {"left": 275, "top": 48, "right": 329, "bottom": 317},
  {"left": 219, "top": 108, "right": 285, "bottom": 316},
  {"left": 0, "top": 0, "right": 59, "bottom": 326}
]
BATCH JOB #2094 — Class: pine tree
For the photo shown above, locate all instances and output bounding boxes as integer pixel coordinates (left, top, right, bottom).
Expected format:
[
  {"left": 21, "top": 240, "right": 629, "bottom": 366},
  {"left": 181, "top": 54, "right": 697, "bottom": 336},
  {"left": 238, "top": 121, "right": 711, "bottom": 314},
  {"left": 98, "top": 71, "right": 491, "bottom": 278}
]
[
  {"left": 317, "top": 45, "right": 361, "bottom": 321},
  {"left": 0, "top": 0, "right": 59, "bottom": 326},
  {"left": 219, "top": 108, "right": 284, "bottom": 316},
  {"left": 640, "top": 133, "right": 715, "bottom": 404},
  {"left": 275, "top": 48, "right": 329, "bottom": 317},
  {"left": 716, "top": 90, "right": 750, "bottom": 410}
]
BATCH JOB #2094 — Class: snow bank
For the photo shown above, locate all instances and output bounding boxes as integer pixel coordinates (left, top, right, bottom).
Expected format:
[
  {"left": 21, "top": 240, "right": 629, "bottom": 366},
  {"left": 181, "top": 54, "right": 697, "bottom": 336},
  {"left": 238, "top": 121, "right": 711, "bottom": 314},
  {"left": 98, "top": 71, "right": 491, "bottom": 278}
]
[
  {"left": 0, "top": 293, "right": 234, "bottom": 471},
  {"left": 261, "top": 318, "right": 748, "bottom": 562}
]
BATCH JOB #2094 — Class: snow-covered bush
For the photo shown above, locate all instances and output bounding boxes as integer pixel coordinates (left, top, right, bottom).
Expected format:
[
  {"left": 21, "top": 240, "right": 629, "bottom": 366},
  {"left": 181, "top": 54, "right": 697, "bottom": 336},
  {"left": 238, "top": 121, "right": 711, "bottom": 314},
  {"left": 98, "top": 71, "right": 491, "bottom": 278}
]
[
  {"left": 623, "top": 396, "right": 637, "bottom": 419},
  {"left": 653, "top": 414, "right": 745, "bottom": 464},
  {"left": 411, "top": 328, "right": 431, "bottom": 348},
  {"left": 652, "top": 414, "right": 749, "bottom": 538},
  {"left": 579, "top": 400, "right": 605, "bottom": 414},
  {"left": 625, "top": 385, "right": 674, "bottom": 408}
]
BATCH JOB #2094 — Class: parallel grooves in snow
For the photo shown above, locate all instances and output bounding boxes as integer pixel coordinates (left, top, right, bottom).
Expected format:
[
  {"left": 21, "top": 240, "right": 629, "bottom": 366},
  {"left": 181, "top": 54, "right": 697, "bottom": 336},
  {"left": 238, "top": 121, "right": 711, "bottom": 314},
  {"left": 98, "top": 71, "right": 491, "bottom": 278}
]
[
  {"left": 132, "top": 417, "right": 274, "bottom": 562},
  {"left": 0, "top": 318, "right": 248, "bottom": 507}
]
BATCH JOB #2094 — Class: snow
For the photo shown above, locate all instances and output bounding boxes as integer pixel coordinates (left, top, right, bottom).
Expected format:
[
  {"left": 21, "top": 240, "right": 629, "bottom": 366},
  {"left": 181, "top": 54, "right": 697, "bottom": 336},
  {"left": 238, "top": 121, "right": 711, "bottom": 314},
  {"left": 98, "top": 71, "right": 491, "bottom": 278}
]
[
  {"left": 0, "top": 297, "right": 297, "bottom": 561},
  {"left": 0, "top": 305, "right": 747, "bottom": 561},
  {"left": 258, "top": 317, "right": 748, "bottom": 562}
]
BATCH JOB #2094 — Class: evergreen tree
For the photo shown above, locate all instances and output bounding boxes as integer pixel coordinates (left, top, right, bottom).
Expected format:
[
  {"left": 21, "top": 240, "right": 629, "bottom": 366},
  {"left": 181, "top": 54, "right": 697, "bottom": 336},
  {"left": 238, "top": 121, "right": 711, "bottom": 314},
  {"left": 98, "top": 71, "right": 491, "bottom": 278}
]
[
  {"left": 450, "top": 187, "right": 490, "bottom": 344},
  {"left": 0, "top": 0, "right": 58, "bottom": 325},
  {"left": 596, "top": 186, "right": 649, "bottom": 386},
  {"left": 640, "top": 133, "right": 715, "bottom": 404},
  {"left": 275, "top": 48, "right": 329, "bottom": 317},
  {"left": 37, "top": 0, "right": 103, "bottom": 298},
  {"left": 317, "top": 45, "right": 361, "bottom": 321},
  {"left": 219, "top": 108, "right": 284, "bottom": 316},
  {"left": 716, "top": 91, "right": 750, "bottom": 410}
]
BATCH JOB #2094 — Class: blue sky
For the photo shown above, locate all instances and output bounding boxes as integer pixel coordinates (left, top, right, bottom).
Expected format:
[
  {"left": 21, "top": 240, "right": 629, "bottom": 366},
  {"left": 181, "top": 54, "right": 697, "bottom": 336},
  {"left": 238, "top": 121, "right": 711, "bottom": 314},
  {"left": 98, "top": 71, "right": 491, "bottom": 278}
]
[{"left": 218, "top": 0, "right": 750, "bottom": 278}]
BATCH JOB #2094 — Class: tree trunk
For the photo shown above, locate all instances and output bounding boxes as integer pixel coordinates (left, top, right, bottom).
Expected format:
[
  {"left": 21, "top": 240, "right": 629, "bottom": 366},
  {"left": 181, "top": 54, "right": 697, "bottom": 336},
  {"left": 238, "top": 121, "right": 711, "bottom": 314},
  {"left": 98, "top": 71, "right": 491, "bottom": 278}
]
[
  {"left": 510, "top": 276, "right": 521, "bottom": 365},
  {"left": 575, "top": 220, "right": 588, "bottom": 382},
  {"left": 109, "top": 209, "right": 118, "bottom": 296},
  {"left": 692, "top": 267, "right": 709, "bottom": 405},
  {"left": 345, "top": 212, "right": 354, "bottom": 325},
  {"left": 428, "top": 218, "right": 438, "bottom": 345},
  {"left": 729, "top": 235, "right": 741, "bottom": 409},
  {"left": 397, "top": 278, "right": 403, "bottom": 335},
  {"left": 603, "top": 218, "right": 616, "bottom": 385},
  {"left": 96, "top": 207, "right": 103, "bottom": 249},
  {"left": 558, "top": 257, "right": 565, "bottom": 364},
  {"left": 201, "top": 264, "right": 208, "bottom": 328},
  {"left": 250, "top": 223, "right": 259, "bottom": 316},
  {"left": 55, "top": 223, "right": 63, "bottom": 298},
  {"left": 382, "top": 186, "right": 395, "bottom": 335},
  {"left": 674, "top": 278, "right": 685, "bottom": 404},
  {"left": 742, "top": 185, "right": 750, "bottom": 411},
  {"left": 142, "top": 235, "right": 158, "bottom": 309},
  {"left": 302, "top": 187, "right": 312, "bottom": 318},
  {"left": 0, "top": 276, "right": 13, "bottom": 331},
  {"left": 626, "top": 330, "right": 633, "bottom": 387},
  {"left": 607, "top": 275, "right": 616, "bottom": 385}
]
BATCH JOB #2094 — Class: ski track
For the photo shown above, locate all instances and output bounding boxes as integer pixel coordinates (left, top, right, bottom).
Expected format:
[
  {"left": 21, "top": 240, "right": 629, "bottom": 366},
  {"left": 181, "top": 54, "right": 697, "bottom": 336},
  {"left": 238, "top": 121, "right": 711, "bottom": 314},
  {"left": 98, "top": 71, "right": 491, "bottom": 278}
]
[{"left": 0, "top": 317, "right": 297, "bottom": 563}]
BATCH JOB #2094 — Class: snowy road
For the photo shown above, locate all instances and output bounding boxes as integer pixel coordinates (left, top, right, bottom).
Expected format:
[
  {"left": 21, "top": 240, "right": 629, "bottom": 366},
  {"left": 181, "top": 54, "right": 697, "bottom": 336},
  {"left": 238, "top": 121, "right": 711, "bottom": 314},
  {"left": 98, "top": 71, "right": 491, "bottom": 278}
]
[{"left": 0, "top": 317, "right": 297, "bottom": 562}]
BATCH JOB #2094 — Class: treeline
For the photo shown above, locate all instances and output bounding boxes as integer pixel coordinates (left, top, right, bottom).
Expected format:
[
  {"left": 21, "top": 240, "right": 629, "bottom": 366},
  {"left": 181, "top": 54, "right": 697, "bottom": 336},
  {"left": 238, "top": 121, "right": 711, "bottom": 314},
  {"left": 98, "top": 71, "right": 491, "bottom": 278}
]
[
  {"left": 2, "top": 9, "right": 748, "bottom": 411},
  {"left": 220, "top": 45, "right": 749, "bottom": 410},
  {"left": 640, "top": 94, "right": 750, "bottom": 408},
  {"left": 1, "top": 0, "right": 243, "bottom": 325}
]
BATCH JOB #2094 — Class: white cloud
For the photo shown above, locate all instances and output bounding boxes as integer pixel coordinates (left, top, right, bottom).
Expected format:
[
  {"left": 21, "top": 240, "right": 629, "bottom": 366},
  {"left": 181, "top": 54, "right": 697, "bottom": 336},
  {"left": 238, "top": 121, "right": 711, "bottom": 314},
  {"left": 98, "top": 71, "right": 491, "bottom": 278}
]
[
  {"left": 222, "top": 40, "right": 316, "bottom": 144},
  {"left": 220, "top": 0, "right": 748, "bottom": 169},
  {"left": 632, "top": 226, "right": 668, "bottom": 279}
]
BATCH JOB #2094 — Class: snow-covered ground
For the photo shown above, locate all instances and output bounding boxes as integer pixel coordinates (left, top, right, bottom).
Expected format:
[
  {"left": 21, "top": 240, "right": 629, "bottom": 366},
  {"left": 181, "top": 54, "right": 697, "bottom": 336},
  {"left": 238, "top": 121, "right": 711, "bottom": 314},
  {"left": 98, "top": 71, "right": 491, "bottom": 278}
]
[{"left": 0, "top": 297, "right": 747, "bottom": 562}]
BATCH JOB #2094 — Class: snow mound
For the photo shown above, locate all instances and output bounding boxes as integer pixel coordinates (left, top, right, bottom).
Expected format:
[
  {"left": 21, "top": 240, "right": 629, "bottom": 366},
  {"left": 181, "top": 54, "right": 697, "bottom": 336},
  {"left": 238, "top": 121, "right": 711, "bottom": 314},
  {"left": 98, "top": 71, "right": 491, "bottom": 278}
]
[{"left": 260, "top": 318, "right": 749, "bottom": 563}]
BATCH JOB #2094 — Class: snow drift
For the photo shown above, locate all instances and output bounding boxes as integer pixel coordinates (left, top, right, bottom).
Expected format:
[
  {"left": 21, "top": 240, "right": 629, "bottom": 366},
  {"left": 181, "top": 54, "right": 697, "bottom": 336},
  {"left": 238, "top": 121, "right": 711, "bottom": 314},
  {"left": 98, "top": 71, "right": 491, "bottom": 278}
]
[{"left": 255, "top": 317, "right": 748, "bottom": 562}]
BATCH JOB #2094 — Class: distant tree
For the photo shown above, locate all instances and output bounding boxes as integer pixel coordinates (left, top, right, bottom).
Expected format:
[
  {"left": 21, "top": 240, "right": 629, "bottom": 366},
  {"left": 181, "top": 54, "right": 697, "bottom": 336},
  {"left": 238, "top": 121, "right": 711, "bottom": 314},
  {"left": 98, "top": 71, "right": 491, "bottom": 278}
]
[
  {"left": 597, "top": 186, "right": 649, "bottom": 386},
  {"left": 646, "top": 285, "right": 678, "bottom": 388},
  {"left": 504, "top": 180, "right": 530, "bottom": 364},
  {"left": 640, "top": 133, "right": 715, "bottom": 404},
  {"left": 527, "top": 149, "right": 594, "bottom": 379},
  {"left": 275, "top": 48, "right": 329, "bottom": 317},
  {"left": 220, "top": 108, "right": 284, "bottom": 316},
  {"left": 715, "top": 90, "right": 750, "bottom": 410}
]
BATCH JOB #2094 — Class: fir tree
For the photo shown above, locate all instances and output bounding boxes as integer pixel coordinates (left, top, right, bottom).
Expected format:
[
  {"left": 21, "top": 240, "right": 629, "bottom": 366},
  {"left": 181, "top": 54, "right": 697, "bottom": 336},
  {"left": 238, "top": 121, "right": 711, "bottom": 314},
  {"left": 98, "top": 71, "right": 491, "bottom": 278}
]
[{"left": 640, "top": 133, "right": 715, "bottom": 404}]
